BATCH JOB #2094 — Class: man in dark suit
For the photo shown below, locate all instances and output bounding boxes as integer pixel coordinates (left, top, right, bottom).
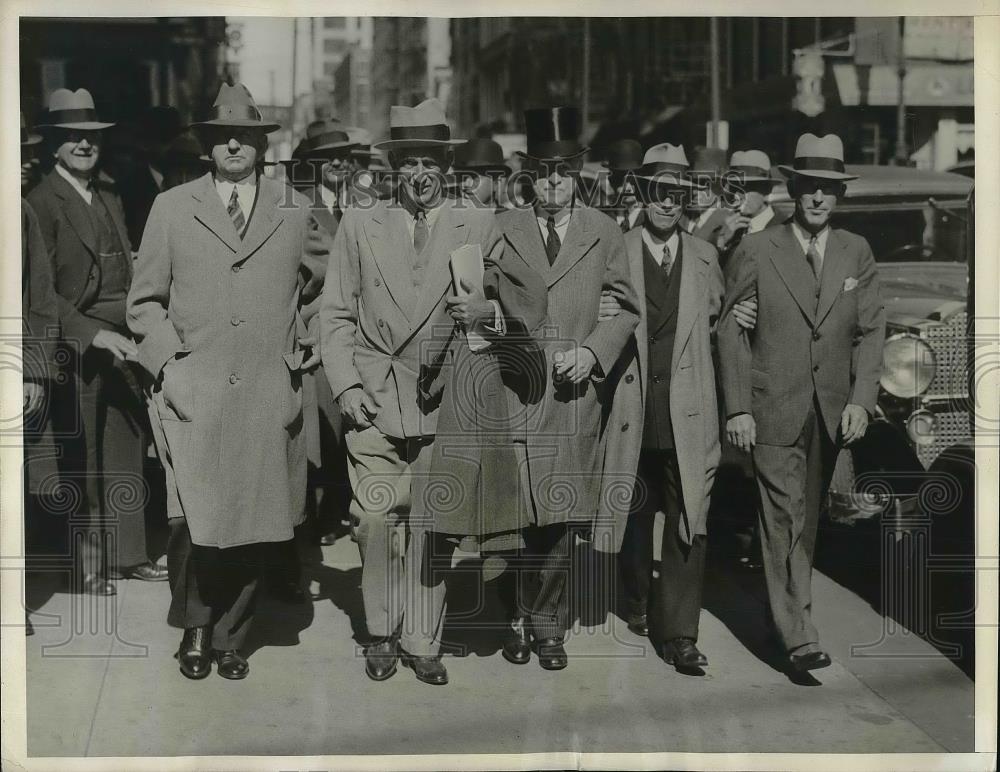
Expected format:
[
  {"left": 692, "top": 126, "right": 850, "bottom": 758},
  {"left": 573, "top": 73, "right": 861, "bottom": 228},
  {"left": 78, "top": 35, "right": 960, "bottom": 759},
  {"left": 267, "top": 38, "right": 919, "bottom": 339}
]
[
  {"left": 28, "top": 89, "right": 167, "bottom": 596},
  {"left": 718, "top": 133, "right": 885, "bottom": 673}
]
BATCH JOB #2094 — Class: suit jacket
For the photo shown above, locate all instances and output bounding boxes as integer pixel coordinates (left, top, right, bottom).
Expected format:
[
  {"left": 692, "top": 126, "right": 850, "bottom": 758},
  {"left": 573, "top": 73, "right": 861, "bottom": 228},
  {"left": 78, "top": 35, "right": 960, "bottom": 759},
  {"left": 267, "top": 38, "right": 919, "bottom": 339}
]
[
  {"left": 22, "top": 200, "right": 60, "bottom": 376},
  {"left": 600, "top": 228, "right": 724, "bottom": 547},
  {"left": 320, "top": 196, "right": 504, "bottom": 439},
  {"left": 27, "top": 169, "right": 133, "bottom": 348},
  {"left": 718, "top": 208, "right": 785, "bottom": 268},
  {"left": 718, "top": 223, "right": 885, "bottom": 446},
  {"left": 497, "top": 205, "right": 640, "bottom": 539},
  {"left": 127, "top": 172, "right": 310, "bottom": 547}
]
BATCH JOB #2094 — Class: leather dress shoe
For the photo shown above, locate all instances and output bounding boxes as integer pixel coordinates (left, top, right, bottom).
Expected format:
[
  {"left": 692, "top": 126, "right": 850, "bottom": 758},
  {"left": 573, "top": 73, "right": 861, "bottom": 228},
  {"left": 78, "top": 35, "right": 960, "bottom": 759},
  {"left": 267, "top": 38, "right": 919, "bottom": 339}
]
[
  {"left": 81, "top": 573, "right": 116, "bottom": 596},
  {"left": 501, "top": 625, "right": 531, "bottom": 665},
  {"left": 404, "top": 654, "right": 449, "bottom": 685},
  {"left": 662, "top": 638, "right": 709, "bottom": 669},
  {"left": 216, "top": 650, "right": 250, "bottom": 680},
  {"left": 270, "top": 579, "right": 307, "bottom": 604},
  {"left": 364, "top": 638, "right": 399, "bottom": 681},
  {"left": 535, "top": 637, "right": 568, "bottom": 671},
  {"left": 789, "top": 649, "right": 832, "bottom": 672},
  {"left": 627, "top": 614, "right": 649, "bottom": 637},
  {"left": 111, "top": 561, "right": 169, "bottom": 582},
  {"left": 177, "top": 626, "right": 212, "bottom": 680}
]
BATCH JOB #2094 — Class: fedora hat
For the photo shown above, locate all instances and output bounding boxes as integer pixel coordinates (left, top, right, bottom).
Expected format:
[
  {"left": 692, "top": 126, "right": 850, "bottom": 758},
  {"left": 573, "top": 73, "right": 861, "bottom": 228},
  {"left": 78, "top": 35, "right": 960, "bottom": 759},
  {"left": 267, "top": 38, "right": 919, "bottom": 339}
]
[
  {"left": 36, "top": 88, "right": 114, "bottom": 130},
  {"left": 453, "top": 139, "right": 511, "bottom": 173},
  {"left": 373, "top": 98, "right": 462, "bottom": 151},
  {"left": 602, "top": 139, "right": 644, "bottom": 171},
  {"left": 191, "top": 82, "right": 280, "bottom": 132},
  {"left": 21, "top": 111, "right": 41, "bottom": 146},
  {"left": 516, "top": 106, "right": 589, "bottom": 162},
  {"left": 345, "top": 127, "right": 375, "bottom": 157},
  {"left": 778, "top": 133, "right": 858, "bottom": 180},
  {"left": 728, "top": 149, "right": 777, "bottom": 184},
  {"left": 635, "top": 143, "right": 697, "bottom": 188}
]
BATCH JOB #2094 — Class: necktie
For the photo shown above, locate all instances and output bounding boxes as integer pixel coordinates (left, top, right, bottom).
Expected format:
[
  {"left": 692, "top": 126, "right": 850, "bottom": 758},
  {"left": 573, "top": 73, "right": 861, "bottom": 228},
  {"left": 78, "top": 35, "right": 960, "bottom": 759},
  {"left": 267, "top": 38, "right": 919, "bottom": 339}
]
[
  {"left": 806, "top": 235, "right": 822, "bottom": 282},
  {"left": 661, "top": 240, "right": 675, "bottom": 279},
  {"left": 545, "top": 215, "right": 561, "bottom": 266},
  {"left": 413, "top": 209, "right": 428, "bottom": 254},
  {"left": 228, "top": 186, "right": 246, "bottom": 238},
  {"left": 619, "top": 213, "right": 630, "bottom": 234}
]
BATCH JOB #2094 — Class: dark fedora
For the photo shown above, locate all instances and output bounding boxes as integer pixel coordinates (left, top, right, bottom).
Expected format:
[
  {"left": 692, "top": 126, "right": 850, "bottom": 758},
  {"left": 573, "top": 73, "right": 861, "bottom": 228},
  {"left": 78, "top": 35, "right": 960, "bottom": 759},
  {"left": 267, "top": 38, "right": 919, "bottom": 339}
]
[
  {"left": 516, "top": 106, "right": 589, "bottom": 162},
  {"left": 602, "top": 139, "right": 644, "bottom": 171},
  {"left": 373, "top": 98, "right": 463, "bottom": 151},
  {"left": 453, "top": 139, "right": 511, "bottom": 174},
  {"left": 293, "top": 119, "right": 358, "bottom": 158},
  {"left": 21, "top": 111, "right": 41, "bottom": 147},
  {"left": 190, "top": 82, "right": 280, "bottom": 133},
  {"left": 35, "top": 88, "right": 114, "bottom": 130}
]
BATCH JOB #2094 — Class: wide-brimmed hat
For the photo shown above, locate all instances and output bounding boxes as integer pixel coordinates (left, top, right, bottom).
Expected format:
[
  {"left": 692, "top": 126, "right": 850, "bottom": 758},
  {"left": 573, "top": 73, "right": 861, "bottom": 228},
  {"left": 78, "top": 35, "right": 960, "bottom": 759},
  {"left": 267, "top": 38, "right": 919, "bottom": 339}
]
[
  {"left": 36, "top": 88, "right": 115, "bottom": 131},
  {"left": 190, "top": 82, "right": 280, "bottom": 133},
  {"left": 373, "top": 98, "right": 463, "bottom": 151},
  {"left": 21, "top": 112, "right": 41, "bottom": 146},
  {"left": 728, "top": 149, "right": 778, "bottom": 184},
  {"left": 635, "top": 143, "right": 697, "bottom": 188},
  {"left": 295, "top": 118, "right": 358, "bottom": 159},
  {"left": 345, "top": 127, "right": 375, "bottom": 157},
  {"left": 453, "top": 138, "right": 511, "bottom": 173},
  {"left": 602, "top": 139, "right": 644, "bottom": 171},
  {"left": 516, "top": 106, "right": 589, "bottom": 162},
  {"left": 778, "top": 133, "right": 858, "bottom": 180}
]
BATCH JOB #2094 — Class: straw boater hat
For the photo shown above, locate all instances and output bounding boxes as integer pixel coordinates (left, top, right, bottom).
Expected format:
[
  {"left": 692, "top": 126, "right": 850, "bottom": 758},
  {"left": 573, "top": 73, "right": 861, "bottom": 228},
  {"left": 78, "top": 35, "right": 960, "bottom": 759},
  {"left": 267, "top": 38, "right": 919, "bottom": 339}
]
[
  {"left": 452, "top": 138, "right": 511, "bottom": 174},
  {"left": 602, "top": 139, "right": 644, "bottom": 172},
  {"left": 372, "top": 98, "right": 463, "bottom": 151},
  {"left": 635, "top": 143, "right": 697, "bottom": 188},
  {"left": 21, "top": 112, "right": 41, "bottom": 146},
  {"left": 778, "top": 133, "right": 858, "bottom": 181},
  {"left": 516, "top": 106, "right": 588, "bottom": 162},
  {"left": 728, "top": 149, "right": 778, "bottom": 184},
  {"left": 190, "top": 82, "right": 280, "bottom": 133},
  {"left": 35, "top": 88, "right": 114, "bottom": 130}
]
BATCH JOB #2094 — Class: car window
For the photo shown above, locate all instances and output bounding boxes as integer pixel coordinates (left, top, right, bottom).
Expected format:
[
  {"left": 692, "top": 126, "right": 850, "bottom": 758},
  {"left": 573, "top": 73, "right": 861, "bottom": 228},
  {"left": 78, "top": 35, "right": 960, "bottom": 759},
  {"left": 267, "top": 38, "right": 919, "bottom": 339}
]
[{"left": 832, "top": 204, "right": 968, "bottom": 264}]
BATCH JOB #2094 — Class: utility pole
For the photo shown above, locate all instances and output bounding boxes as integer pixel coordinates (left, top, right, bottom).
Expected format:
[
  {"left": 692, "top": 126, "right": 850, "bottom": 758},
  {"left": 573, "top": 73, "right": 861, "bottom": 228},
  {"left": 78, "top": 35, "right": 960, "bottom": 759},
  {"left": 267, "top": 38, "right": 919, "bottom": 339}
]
[
  {"left": 709, "top": 17, "right": 721, "bottom": 148},
  {"left": 893, "top": 16, "right": 909, "bottom": 165}
]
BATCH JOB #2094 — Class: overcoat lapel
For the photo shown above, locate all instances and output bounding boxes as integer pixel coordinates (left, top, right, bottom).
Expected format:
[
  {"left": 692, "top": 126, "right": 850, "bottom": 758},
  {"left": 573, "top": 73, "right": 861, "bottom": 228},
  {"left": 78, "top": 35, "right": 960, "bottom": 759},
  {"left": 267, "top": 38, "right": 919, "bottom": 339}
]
[
  {"left": 671, "top": 233, "right": 709, "bottom": 375},
  {"left": 362, "top": 201, "right": 418, "bottom": 320},
  {"left": 547, "top": 208, "right": 599, "bottom": 287},
  {"left": 504, "top": 207, "right": 551, "bottom": 278},
  {"left": 815, "top": 230, "right": 853, "bottom": 328},
  {"left": 410, "top": 202, "right": 470, "bottom": 330},
  {"left": 625, "top": 227, "right": 648, "bottom": 397},
  {"left": 237, "top": 177, "right": 285, "bottom": 263},
  {"left": 767, "top": 224, "right": 818, "bottom": 326},
  {"left": 190, "top": 173, "right": 241, "bottom": 254}
]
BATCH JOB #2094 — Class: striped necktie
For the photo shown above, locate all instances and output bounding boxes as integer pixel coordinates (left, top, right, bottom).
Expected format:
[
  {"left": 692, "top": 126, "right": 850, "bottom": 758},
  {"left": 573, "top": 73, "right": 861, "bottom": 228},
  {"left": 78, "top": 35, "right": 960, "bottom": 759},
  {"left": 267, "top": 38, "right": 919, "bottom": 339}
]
[
  {"left": 661, "top": 240, "right": 675, "bottom": 279},
  {"left": 806, "top": 235, "right": 822, "bottom": 282},
  {"left": 228, "top": 186, "right": 246, "bottom": 238}
]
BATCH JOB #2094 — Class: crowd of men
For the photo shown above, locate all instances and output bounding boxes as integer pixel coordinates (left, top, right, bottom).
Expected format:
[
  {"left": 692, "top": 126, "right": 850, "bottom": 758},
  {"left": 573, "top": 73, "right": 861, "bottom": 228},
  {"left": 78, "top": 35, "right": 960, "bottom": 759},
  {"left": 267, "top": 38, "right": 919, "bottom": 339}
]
[{"left": 20, "top": 80, "right": 884, "bottom": 685}]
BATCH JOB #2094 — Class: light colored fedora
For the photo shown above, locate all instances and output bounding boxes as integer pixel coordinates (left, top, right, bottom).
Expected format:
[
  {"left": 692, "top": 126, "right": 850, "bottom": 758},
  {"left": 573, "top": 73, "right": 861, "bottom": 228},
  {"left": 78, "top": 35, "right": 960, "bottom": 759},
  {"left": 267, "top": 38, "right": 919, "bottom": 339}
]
[
  {"left": 635, "top": 143, "right": 697, "bottom": 187},
  {"left": 728, "top": 149, "right": 777, "bottom": 183},
  {"left": 373, "top": 98, "right": 463, "bottom": 151},
  {"left": 190, "top": 82, "right": 280, "bottom": 132},
  {"left": 778, "top": 133, "right": 858, "bottom": 180},
  {"left": 36, "top": 88, "right": 114, "bottom": 130}
]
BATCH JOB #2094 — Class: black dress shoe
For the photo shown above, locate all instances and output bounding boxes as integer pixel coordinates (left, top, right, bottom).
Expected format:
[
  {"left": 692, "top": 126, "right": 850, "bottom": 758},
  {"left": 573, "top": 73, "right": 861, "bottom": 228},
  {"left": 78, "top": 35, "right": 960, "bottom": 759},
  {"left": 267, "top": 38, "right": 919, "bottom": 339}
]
[
  {"left": 627, "top": 614, "right": 649, "bottom": 637},
  {"left": 319, "top": 532, "right": 339, "bottom": 546},
  {"left": 501, "top": 625, "right": 531, "bottom": 665},
  {"left": 662, "top": 637, "right": 709, "bottom": 669},
  {"left": 81, "top": 573, "right": 116, "bottom": 596},
  {"left": 365, "top": 638, "right": 399, "bottom": 681},
  {"left": 535, "top": 637, "right": 568, "bottom": 671},
  {"left": 111, "top": 561, "right": 169, "bottom": 582},
  {"left": 789, "top": 649, "right": 832, "bottom": 672},
  {"left": 404, "top": 654, "right": 449, "bottom": 685},
  {"left": 270, "top": 579, "right": 307, "bottom": 604},
  {"left": 177, "top": 626, "right": 212, "bottom": 680},
  {"left": 216, "top": 650, "right": 250, "bottom": 680}
]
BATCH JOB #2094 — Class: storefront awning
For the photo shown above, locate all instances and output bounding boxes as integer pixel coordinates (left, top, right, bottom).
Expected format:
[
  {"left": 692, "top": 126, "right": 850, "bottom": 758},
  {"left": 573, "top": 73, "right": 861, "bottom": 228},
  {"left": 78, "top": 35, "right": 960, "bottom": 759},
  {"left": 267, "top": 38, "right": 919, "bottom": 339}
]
[{"left": 832, "top": 63, "right": 973, "bottom": 108}]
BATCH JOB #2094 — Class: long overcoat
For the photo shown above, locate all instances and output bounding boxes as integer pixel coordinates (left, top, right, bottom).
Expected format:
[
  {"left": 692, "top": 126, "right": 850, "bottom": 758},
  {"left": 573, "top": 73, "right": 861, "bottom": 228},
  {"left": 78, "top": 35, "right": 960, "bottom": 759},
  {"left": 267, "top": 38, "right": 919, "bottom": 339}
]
[
  {"left": 127, "top": 173, "right": 310, "bottom": 548},
  {"left": 597, "top": 227, "right": 725, "bottom": 549},
  {"left": 496, "top": 206, "right": 639, "bottom": 545}
]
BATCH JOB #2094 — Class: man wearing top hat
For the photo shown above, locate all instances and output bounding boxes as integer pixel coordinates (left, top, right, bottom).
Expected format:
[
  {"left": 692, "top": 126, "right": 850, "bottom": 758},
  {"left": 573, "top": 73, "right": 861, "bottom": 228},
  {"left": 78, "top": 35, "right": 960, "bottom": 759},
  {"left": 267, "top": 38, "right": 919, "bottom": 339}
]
[
  {"left": 715, "top": 149, "right": 783, "bottom": 265},
  {"left": 127, "top": 82, "right": 317, "bottom": 681},
  {"left": 603, "top": 139, "right": 645, "bottom": 233},
  {"left": 492, "top": 106, "right": 640, "bottom": 671},
  {"left": 321, "top": 97, "right": 511, "bottom": 685},
  {"left": 718, "top": 133, "right": 884, "bottom": 673},
  {"left": 451, "top": 138, "right": 511, "bottom": 212},
  {"left": 28, "top": 88, "right": 167, "bottom": 596}
]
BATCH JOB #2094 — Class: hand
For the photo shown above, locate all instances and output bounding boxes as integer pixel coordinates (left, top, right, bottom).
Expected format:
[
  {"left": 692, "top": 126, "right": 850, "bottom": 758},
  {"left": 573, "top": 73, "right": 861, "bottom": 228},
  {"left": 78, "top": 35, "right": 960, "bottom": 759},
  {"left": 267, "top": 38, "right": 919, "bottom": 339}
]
[
  {"left": 554, "top": 347, "right": 597, "bottom": 385},
  {"left": 598, "top": 290, "right": 622, "bottom": 321},
  {"left": 339, "top": 386, "right": 378, "bottom": 429},
  {"left": 91, "top": 329, "right": 137, "bottom": 362},
  {"left": 718, "top": 212, "right": 751, "bottom": 248},
  {"left": 298, "top": 333, "right": 321, "bottom": 371},
  {"left": 446, "top": 278, "right": 492, "bottom": 327},
  {"left": 840, "top": 404, "right": 869, "bottom": 445},
  {"left": 23, "top": 382, "right": 45, "bottom": 417},
  {"left": 732, "top": 295, "right": 758, "bottom": 330},
  {"left": 726, "top": 413, "right": 757, "bottom": 453},
  {"left": 305, "top": 225, "right": 332, "bottom": 256}
]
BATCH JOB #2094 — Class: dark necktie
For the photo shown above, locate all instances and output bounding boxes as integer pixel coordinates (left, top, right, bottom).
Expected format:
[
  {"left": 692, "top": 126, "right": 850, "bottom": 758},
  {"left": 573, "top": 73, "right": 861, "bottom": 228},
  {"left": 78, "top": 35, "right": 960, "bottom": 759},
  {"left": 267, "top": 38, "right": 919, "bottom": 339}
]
[
  {"left": 413, "top": 209, "right": 429, "bottom": 254},
  {"left": 545, "top": 215, "right": 561, "bottom": 266},
  {"left": 806, "top": 235, "right": 822, "bottom": 282},
  {"left": 619, "top": 213, "right": 630, "bottom": 234},
  {"left": 661, "top": 240, "right": 675, "bottom": 279},
  {"left": 228, "top": 186, "right": 246, "bottom": 238}
]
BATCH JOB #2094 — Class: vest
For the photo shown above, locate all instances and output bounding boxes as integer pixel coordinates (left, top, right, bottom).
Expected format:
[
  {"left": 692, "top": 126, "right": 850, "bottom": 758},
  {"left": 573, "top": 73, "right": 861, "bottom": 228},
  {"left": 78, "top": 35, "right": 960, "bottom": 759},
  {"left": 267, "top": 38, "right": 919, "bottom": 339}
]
[{"left": 641, "top": 234, "right": 683, "bottom": 450}]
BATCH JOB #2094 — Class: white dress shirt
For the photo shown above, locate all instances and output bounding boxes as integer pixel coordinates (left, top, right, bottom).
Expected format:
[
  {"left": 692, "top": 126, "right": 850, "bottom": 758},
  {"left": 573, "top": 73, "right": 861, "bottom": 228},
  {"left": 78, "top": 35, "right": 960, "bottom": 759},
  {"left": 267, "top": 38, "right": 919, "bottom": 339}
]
[
  {"left": 641, "top": 227, "right": 680, "bottom": 267},
  {"left": 747, "top": 205, "right": 776, "bottom": 234},
  {"left": 791, "top": 220, "right": 830, "bottom": 260},
  {"left": 215, "top": 175, "right": 258, "bottom": 222},
  {"left": 536, "top": 207, "right": 572, "bottom": 244},
  {"left": 55, "top": 163, "right": 93, "bottom": 205},
  {"left": 319, "top": 183, "right": 339, "bottom": 214},
  {"left": 402, "top": 200, "right": 444, "bottom": 241}
]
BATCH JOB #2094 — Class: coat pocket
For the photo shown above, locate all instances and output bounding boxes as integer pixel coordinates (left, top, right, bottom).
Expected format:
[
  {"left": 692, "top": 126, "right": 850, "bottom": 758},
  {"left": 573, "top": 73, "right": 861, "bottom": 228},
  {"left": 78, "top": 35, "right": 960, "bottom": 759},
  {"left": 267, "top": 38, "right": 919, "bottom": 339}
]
[
  {"left": 159, "top": 354, "right": 193, "bottom": 422},
  {"left": 751, "top": 368, "right": 768, "bottom": 391}
]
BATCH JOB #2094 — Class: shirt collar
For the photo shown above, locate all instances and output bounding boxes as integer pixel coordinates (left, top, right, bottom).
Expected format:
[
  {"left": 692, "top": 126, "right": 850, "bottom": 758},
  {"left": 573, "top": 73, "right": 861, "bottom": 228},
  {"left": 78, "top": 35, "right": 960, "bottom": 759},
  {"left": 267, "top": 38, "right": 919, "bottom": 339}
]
[
  {"left": 214, "top": 172, "right": 257, "bottom": 193},
  {"left": 791, "top": 220, "right": 830, "bottom": 256},
  {"left": 536, "top": 204, "right": 572, "bottom": 228},
  {"left": 642, "top": 225, "right": 680, "bottom": 262},
  {"left": 748, "top": 205, "right": 775, "bottom": 233},
  {"left": 55, "top": 163, "right": 93, "bottom": 203},
  {"left": 319, "top": 184, "right": 338, "bottom": 210}
]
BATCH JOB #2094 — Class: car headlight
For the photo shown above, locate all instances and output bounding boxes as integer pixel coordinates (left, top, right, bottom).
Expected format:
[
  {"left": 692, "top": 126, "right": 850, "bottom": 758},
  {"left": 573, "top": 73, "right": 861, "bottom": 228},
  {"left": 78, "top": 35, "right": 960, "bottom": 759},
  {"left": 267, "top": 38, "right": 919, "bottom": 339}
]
[
  {"left": 905, "top": 409, "right": 937, "bottom": 446},
  {"left": 881, "top": 333, "right": 937, "bottom": 398}
]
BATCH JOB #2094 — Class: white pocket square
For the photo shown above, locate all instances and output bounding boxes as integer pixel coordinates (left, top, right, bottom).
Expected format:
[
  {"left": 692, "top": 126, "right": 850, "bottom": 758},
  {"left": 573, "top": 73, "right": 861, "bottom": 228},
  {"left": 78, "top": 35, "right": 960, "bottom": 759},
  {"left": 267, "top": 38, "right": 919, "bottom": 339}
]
[{"left": 843, "top": 277, "right": 858, "bottom": 292}]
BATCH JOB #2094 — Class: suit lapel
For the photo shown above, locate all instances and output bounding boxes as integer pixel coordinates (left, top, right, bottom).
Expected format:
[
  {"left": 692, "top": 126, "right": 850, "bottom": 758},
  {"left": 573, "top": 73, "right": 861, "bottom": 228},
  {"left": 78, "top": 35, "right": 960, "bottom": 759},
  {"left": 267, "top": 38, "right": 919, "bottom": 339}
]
[
  {"left": 362, "top": 202, "right": 417, "bottom": 320},
  {"left": 410, "top": 202, "right": 470, "bottom": 332},
  {"left": 767, "top": 224, "right": 818, "bottom": 326},
  {"left": 310, "top": 201, "right": 340, "bottom": 236},
  {"left": 547, "top": 207, "right": 599, "bottom": 287},
  {"left": 504, "top": 207, "right": 550, "bottom": 279},
  {"left": 671, "top": 233, "right": 708, "bottom": 374},
  {"left": 815, "top": 229, "right": 854, "bottom": 327},
  {"left": 49, "top": 172, "right": 97, "bottom": 257},
  {"left": 191, "top": 173, "right": 241, "bottom": 254},
  {"left": 237, "top": 177, "right": 285, "bottom": 263}
]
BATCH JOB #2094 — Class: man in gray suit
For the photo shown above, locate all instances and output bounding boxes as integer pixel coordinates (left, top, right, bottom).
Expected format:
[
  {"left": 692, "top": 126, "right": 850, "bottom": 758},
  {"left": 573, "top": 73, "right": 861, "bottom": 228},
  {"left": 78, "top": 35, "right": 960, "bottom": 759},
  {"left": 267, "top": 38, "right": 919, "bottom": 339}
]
[{"left": 718, "top": 134, "right": 884, "bottom": 673}]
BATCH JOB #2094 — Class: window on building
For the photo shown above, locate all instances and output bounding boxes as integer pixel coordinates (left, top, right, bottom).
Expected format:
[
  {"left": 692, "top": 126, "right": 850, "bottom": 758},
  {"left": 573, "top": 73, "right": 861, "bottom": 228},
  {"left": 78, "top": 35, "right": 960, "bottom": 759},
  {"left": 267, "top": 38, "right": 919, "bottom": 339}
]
[
  {"left": 324, "top": 38, "right": 348, "bottom": 55},
  {"left": 324, "top": 18, "right": 346, "bottom": 29}
]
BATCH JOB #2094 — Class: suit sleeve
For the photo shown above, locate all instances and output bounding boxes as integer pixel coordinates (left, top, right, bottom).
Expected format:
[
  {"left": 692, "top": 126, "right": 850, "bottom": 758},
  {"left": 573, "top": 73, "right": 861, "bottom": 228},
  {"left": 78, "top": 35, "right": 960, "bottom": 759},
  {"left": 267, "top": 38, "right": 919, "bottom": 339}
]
[
  {"left": 849, "top": 238, "right": 885, "bottom": 413},
  {"left": 319, "top": 209, "right": 364, "bottom": 401},
  {"left": 717, "top": 240, "right": 758, "bottom": 418},
  {"left": 126, "top": 194, "right": 185, "bottom": 378},
  {"left": 582, "top": 226, "right": 640, "bottom": 377},
  {"left": 485, "top": 219, "right": 548, "bottom": 340},
  {"left": 27, "top": 188, "right": 104, "bottom": 349},
  {"left": 22, "top": 201, "right": 60, "bottom": 379}
]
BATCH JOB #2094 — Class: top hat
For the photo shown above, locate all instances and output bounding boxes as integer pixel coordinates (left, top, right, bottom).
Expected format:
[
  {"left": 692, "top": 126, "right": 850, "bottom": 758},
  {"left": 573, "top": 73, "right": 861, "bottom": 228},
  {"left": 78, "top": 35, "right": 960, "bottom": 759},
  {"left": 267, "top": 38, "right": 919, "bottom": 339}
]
[
  {"left": 602, "top": 139, "right": 644, "bottom": 171},
  {"left": 635, "top": 143, "right": 697, "bottom": 187},
  {"left": 728, "top": 149, "right": 777, "bottom": 184},
  {"left": 373, "top": 98, "right": 463, "bottom": 151},
  {"left": 295, "top": 119, "right": 358, "bottom": 158},
  {"left": 21, "top": 112, "right": 41, "bottom": 146},
  {"left": 190, "top": 82, "right": 280, "bottom": 133},
  {"left": 778, "top": 133, "right": 858, "bottom": 180},
  {"left": 36, "top": 88, "right": 115, "bottom": 131},
  {"left": 453, "top": 139, "right": 511, "bottom": 173},
  {"left": 516, "top": 107, "right": 589, "bottom": 162}
]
